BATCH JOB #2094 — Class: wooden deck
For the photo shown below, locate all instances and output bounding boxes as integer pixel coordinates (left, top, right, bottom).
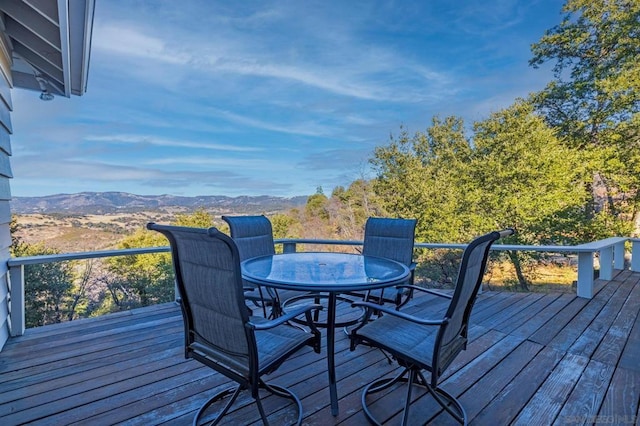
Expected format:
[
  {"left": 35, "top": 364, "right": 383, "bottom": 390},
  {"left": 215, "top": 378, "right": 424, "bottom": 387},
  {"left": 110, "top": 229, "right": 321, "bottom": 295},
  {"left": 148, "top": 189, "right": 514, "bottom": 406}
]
[{"left": 1, "top": 270, "right": 639, "bottom": 425}]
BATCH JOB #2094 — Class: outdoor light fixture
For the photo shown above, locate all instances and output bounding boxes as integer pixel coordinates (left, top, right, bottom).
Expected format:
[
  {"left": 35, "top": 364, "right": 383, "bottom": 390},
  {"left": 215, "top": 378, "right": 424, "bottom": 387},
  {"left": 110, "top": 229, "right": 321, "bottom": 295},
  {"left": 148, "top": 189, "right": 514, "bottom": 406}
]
[
  {"left": 39, "top": 90, "right": 54, "bottom": 101},
  {"left": 35, "top": 75, "right": 54, "bottom": 101}
]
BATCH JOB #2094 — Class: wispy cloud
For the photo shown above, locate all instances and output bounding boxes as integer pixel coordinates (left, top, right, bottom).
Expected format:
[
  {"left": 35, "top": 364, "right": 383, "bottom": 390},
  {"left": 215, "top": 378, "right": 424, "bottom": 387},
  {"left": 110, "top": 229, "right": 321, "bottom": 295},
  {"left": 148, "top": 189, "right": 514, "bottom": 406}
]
[
  {"left": 204, "top": 108, "right": 337, "bottom": 137},
  {"left": 93, "top": 25, "right": 190, "bottom": 64},
  {"left": 11, "top": 157, "right": 295, "bottom": 195},
  {"left": 298, "top": 148, "right": 373, "bottom": 171},
  {"left": 85, "top": 134, "right": 262, "bottom": 152},
  {"left": 94, "top": 16, "right": 453, "bottom": 103},
  {"left": 145, "top": 156, "right": 273, "bottom": 169},
  {"left": 205, "top": 59, "right": 441, "bottom": 102}
]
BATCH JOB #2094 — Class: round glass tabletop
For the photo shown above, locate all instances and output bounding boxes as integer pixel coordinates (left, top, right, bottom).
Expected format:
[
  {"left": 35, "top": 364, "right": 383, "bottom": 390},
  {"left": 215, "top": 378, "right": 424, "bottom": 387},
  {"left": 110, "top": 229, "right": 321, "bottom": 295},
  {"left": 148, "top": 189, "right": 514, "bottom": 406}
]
[{"left": 241, "top": 252, "right": 410, "bottom": 292}]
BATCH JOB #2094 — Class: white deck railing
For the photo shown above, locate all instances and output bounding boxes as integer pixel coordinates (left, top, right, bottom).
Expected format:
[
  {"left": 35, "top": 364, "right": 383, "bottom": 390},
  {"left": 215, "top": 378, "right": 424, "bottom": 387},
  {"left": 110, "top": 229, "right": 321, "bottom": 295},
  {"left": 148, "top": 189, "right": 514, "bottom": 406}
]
[{"left": 5, "top": 236, "right": 633, "bottom": 337}]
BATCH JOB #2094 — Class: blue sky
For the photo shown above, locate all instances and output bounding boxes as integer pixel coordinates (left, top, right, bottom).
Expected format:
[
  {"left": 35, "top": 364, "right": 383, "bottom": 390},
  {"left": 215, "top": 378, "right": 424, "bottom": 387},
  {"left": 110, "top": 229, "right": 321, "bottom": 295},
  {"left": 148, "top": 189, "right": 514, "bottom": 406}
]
[{"left": 9, "top": 0, "right": 564, "bottom": 198}]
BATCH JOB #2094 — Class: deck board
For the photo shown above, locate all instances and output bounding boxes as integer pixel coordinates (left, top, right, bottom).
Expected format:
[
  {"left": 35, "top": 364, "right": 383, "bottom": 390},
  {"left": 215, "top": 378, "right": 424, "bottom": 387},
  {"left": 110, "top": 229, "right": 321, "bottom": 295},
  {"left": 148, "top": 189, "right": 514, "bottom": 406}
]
[
  {"left": 454, "top": 339, "right": 545, "bottom": 423},
  {"left": 1, "top": 269, "right": 639, "bottom": 425},
  {"left": 598, "top": 366, "right": 640, "bottom": 422},
  {"left": 567, "top": 281, "right": 634, "bottom": 358},
  {"left": 493, "top": 292, "right": 562, "bottom": 335},
  {"left": 553, "top": 359, "right": 615, "bottom": 425},
  {"left": 472, "top": 345, "right": 565, "bottom": 425},
  {"left": 512, "top": 352, "right": 590, "bottom": 425},
  {"left": 546, "top": 281, "right": 621, "bottom": 352}
]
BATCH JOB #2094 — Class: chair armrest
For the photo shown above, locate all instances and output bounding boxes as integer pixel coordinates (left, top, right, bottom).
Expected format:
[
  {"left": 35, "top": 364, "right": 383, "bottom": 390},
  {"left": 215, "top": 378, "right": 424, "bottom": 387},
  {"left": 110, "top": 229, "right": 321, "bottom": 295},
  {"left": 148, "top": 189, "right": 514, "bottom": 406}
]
[
  {"left": 420, "top": 288, "right": 453, "bottom": 299},
  {"left": 395, "top": 285, "right": 453, "bottom": 299},
  {"left": 351, "top": 300, "right": 446, "bottom": 326},
  {"left": 249, "top": 304, "right": 322, "bottom": 330}
]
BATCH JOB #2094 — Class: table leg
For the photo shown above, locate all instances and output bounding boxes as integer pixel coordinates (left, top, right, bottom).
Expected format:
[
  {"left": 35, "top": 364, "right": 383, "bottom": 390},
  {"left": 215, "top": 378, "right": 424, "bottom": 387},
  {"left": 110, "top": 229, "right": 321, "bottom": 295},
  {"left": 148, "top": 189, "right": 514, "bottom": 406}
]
[{"left": 327, "top": 292, "right": 339, "bottom": 416}]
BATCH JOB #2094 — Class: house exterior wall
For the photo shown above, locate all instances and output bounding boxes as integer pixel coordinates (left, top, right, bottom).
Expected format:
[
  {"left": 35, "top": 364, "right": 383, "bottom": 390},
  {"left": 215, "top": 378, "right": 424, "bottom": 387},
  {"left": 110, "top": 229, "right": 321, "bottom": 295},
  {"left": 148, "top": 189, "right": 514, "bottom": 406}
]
[{"left": 0, "top": 33, "right": 13, "bottom": 351}]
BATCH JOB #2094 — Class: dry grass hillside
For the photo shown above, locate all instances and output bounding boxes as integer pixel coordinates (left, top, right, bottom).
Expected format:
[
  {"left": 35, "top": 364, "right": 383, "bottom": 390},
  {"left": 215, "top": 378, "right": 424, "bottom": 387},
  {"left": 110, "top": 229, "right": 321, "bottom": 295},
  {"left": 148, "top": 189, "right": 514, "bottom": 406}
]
[
  {"left": 11, "top": 192, "right": 308, "bottom": 252},
  {"left": 13, "top": 212, "right": 179, "bottom": 252}
]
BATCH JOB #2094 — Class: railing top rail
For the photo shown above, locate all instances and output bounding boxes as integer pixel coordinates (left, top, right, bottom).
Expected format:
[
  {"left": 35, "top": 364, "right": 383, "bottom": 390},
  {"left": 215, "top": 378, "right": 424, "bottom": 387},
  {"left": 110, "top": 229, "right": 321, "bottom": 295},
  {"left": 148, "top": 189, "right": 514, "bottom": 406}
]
[
  {"left": 276, "top": 238, "right": 362, "bottom": 246},
  {"left": 277, "top": 238, "right": 629, "bottom": 253},
  {"left": 6, "top": 236, "right": 629, "bottom": 267},
  {"left": 418, "top": 243, "right": 620, "bottom": 253},
  {"left": 7, "top": 246, "right": 171, "bottom": 267},
  {"left": 573, "top": 236, "right": 628, "bottom": 250}
]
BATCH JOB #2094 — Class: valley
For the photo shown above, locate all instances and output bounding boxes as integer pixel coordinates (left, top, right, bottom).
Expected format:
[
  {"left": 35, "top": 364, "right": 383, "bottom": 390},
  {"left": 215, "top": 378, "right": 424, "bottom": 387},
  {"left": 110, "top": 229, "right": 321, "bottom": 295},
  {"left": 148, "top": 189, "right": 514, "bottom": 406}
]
[
  {"left": 10, "top": 192, "right": 308, "bottom": 252},
  {"left": 12, "top": 211, "right": 175, "bottom": 252}
]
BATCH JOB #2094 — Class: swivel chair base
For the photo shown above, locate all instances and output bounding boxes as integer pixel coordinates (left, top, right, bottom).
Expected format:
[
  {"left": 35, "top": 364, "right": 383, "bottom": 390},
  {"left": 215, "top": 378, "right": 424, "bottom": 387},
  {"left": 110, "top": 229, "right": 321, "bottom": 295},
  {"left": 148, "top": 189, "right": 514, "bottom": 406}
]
[
  {"left": 194, "top": 380, "right": 303, "bottom": 426},
  {"left": 361, "top": 368, "right": 467, "bottom": 426}
]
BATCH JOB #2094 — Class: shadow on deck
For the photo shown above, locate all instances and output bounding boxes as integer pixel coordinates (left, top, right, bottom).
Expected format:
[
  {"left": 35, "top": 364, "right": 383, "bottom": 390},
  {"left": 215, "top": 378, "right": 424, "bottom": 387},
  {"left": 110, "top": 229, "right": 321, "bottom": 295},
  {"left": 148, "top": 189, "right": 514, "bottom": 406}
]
[{"left": 1, "top": 270, "right": 639, "bottom": 425}]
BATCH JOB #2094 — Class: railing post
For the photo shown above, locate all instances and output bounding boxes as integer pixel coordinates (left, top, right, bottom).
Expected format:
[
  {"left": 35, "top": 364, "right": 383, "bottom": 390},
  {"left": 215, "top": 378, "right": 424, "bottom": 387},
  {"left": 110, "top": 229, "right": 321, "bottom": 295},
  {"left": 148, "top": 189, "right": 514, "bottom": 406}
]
[
  {"left": 282, "top": 242, "right": 297, "bottom": 253},
  {"left": 8, "top": 264, "right": 25, "bottom": 336},
  {"left": 599, "top": 246, "right": 614, "bottom": 280},
  {"left": 613, "top": 241, "right": 625, "bottom": 270},
  {"left": 631, "top": 239, "right": 640, "bottom": 272},
  {"left": 577, "top": 252, "right": 594, "bottom": 299}
]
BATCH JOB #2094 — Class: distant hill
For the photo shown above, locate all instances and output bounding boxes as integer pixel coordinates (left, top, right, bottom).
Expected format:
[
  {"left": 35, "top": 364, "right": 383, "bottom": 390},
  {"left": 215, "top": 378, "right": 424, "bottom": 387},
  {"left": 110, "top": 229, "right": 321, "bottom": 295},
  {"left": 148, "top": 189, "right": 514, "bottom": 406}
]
[{"left": 10, "top": 192, "right": 308, "bottom": 215}]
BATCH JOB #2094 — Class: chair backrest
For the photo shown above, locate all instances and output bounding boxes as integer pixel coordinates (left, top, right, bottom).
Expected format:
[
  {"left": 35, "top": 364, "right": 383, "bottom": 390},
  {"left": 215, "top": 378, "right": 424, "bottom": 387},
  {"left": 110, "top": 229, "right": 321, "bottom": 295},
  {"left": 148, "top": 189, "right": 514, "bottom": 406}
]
[
  {"left": 147, "top": 223, "right": 255, "bottom": 379},
  {"left": 362, "top": 217, "right": 417, "bottom": 267},
  {"left": 222, "top": 215, "right": 276, "bottom": 261},
  {"left": 433, "top": 230, "right": 505, "bottom": 376}
]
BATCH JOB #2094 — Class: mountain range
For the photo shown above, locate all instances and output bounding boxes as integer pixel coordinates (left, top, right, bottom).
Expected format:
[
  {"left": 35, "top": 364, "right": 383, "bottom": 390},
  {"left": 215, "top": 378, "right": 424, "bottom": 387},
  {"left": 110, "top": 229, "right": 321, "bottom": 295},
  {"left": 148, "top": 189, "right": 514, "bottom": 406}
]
[{"left": 10, "top": 192, "right": 309, "bottom": 215}]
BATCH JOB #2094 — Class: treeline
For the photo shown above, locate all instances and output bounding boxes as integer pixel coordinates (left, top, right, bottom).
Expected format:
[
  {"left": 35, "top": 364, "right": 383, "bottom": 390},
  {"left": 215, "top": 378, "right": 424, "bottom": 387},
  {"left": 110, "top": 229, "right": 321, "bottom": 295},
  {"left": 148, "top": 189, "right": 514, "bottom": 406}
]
[{"left": 13, "top": 0, "right": 640, "bottom": 327}]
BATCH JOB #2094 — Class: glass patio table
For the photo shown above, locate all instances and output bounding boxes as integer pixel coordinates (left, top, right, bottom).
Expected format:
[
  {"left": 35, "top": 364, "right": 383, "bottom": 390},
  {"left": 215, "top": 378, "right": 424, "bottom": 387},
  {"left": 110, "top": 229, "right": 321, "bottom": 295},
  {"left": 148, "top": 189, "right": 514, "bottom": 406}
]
[{"left": 241, "top": 251, "right": 410, "bottom": 416}]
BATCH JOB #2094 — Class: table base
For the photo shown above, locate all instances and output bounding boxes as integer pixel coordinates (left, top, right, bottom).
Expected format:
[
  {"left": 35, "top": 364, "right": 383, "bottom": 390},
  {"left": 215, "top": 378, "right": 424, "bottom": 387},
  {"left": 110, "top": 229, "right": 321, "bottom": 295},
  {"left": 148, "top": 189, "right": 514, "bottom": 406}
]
[{"left": 281, "top": 293, "right": 365, "bottom": 328}]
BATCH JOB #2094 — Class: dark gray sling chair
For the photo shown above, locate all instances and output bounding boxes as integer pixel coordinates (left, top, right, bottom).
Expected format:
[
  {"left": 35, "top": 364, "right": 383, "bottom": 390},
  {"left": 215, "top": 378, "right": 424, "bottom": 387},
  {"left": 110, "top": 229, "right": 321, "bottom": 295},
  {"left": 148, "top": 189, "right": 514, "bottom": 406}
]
[
  {"left": 353, "top": 217, "right": 418, "bottom": 308},
  {"left": 148, "top": 223, "right": 321, "bottom": 426},
  {"left": 222, "top": 215, "right": 304, "bottom": 318},
  {"left": 349, "top": 228, "right": 514, "bottom": 425}
]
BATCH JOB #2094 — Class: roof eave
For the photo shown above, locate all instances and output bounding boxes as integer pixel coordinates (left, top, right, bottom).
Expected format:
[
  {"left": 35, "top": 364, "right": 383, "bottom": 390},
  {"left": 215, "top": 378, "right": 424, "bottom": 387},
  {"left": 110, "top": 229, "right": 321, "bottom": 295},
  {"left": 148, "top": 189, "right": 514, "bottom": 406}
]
[
  {"left": 0, "top": 0, "right": 95, "bottom": 98},
  {"left": 64, "top": 0, "right": 95, "bottom": 96}
]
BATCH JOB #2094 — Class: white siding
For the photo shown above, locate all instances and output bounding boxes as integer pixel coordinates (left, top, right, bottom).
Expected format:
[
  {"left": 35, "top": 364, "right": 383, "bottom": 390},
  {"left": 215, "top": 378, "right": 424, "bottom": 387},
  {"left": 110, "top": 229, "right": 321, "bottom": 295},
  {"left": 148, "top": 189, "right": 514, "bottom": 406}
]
[{"left": 0, "top": 32, "right": 12, "bottom": 351}]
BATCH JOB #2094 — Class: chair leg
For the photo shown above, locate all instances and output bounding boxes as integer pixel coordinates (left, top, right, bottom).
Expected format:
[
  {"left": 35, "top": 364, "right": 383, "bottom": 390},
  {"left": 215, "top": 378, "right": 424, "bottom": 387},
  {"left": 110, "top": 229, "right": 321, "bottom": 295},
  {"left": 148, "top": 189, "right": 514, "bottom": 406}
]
[
  {"left": 257, "top": 286, "right": 268, "bottom": 318},
  {"left": 265, "top": 288, "right": 282, "bottom": 319},
  {"left": 402, "top": 369, "right": 417, "bottom": 426},
  {"left": 270, "top": 300, "right": 283, "bottom": 319},
  {"left": 193, "top": 381, "right": 304, "bottom": 426},
  {"left": 361, "top": 368, "right": 467, "bottom": 426},
  {"left": 361, "top": 369, "right": 410, "bottom": 425},
  {"left": 395, "top": 287, "right": 414, "bottom": 309},
  {"left": 421, "top": 373, "right": 466, "bottom": 425},
  {"left": 255, "top": 393, "right": 270, "bottom": 426},
  {"left": 193, "top": 384, "right": 242, "bottom": 426},
  {"left": 260, "top": 380, "right": 304, "bottom": 426}
]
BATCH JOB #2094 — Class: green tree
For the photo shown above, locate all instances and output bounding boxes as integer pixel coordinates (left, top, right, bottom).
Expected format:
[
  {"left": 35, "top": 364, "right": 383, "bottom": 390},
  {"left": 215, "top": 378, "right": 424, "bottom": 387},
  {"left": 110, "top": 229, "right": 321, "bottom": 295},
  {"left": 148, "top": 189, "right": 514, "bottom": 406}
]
[
  {"left": 469, "top": 100, "right": 587, "bottom": 289},
  {"left": 370, "top": 119, "right": 482, "bottom": 287},
  {"left": 530, "top": 0, "right": 640, "bottom": 235},
  {"left": 102, "top": 227, "right": 174, "bottom": 311},
  {"left": 327, "top": 180, "right": 383, "bottom": 240},
  {"left": 100, "top": 209, "right": 215, "bottom": 313},
  {"left": 306, "top": 191, "right": 330, "bottom": 220},
  {"left": 304, "top": 190, "right": 332, "bottom": 239},
  {"left": 174, "top": 208, "right": 214, "bottom": 228},
  {"left": 271, "top": 213, "right": 302, "bottom": 240},
  {"left": 370, "top": 101, "right": 586, "bottom": 289},
  {"left": 371, "top": 119, "right": 475, "bottom": 243},
  {"left": 10, "top": 219, "right": 76, "bottom": 327}
]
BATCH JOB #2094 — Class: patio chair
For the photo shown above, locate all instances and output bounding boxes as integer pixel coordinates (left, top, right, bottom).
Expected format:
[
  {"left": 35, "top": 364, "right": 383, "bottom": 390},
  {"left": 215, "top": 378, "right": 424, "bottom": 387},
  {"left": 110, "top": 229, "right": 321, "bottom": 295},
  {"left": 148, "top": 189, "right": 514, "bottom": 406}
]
[
  {"left": 349, "top": 228, "right": 514, "bottom": 425},
  {"left": 222, "top": 215, "right": 300, "bottom": 318},
  {"left": 147, "top": 223, "right": 321, "bottom": 426},
  {"left": 349, "top": 217, "right": 417, "bottom": 309}
]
